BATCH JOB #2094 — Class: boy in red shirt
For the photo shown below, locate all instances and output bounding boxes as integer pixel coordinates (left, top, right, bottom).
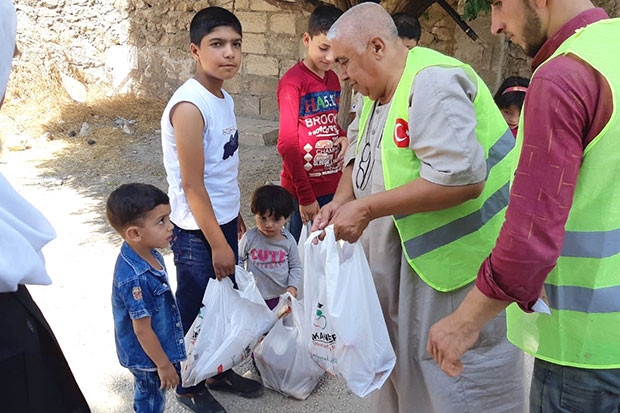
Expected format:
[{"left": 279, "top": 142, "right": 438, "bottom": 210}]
[{"left": 276, "top": 5, "right": 347, "bottom": 242}]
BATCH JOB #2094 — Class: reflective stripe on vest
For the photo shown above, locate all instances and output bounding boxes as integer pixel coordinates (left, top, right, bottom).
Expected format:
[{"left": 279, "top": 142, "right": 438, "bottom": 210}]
[
  {"left": 402, "top": 182, "right": 509, "bottom": 258},
  {"left": 506, "top": 18, "right": 620, "bottom": 369},
  {"left": 357, "top": 47, "right": 515, "bottom": 291},
  {"left": 546, "top": 284, "right": 620, "bottom": 313},
  {"left": 561, "top": 228, "right": 620, "bottom": 258}
]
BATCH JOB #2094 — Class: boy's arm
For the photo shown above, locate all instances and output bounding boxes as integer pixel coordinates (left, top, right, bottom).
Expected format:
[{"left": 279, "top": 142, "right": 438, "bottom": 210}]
[
  {"left": 171, "top": 101, "right": 235, "bottom": 279},
  {"left": 276, "top": 79, "right": 315, "bottom": 206},
  {"left": 132, "top": 317, "right": 179, "bottom": 390}
]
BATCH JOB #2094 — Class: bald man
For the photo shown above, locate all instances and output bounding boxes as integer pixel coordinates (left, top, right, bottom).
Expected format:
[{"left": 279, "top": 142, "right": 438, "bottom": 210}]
[
  {"left": 429, "top": 1, "right": 620, "bottom": 411},
  {"left": 311, "top": 3, "right": 525, "bottom": 412}
]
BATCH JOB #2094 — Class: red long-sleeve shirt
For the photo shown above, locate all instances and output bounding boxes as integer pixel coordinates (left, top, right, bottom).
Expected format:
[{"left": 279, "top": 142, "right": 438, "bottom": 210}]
[
  {"left": 276, "top": 62, "right": 344, "bottom": 206},
  {"left": 476, "top": 8, "right": 613, "bottom": 311}
]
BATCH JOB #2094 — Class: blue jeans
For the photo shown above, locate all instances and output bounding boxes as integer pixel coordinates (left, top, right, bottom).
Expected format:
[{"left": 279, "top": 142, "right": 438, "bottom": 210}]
[
  {"left": 129, "top": 363, "right": 180, "bottom": 413},
  {"left": 530, "top": 358, "right": 620, "bottom": 412},
  {"left": 170, "top": 219, "right": 238, "bottom": 395},
  {"left": 288, "top": 193, "right": 334, "bottom": 242}
]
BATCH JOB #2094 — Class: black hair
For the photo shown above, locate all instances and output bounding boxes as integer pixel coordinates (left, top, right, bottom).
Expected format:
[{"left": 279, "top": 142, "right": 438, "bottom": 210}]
[
  {"left": 190, "top": 6, "right": 242, "bottom": 46},
  {"left": 392, "top": 12, "right": 421, "bottom": 42},
  {"left": 106, "top": 183, "right": 169, "bottom": 233},
  {"left": 251, "top": 185, "right": 295, "bottom": 220},
  {"left": 307, "top": 5, "right": 344, "bottom": 37},
  {"left": 494, "top": 76, "right": 530, "bottom": 109}
]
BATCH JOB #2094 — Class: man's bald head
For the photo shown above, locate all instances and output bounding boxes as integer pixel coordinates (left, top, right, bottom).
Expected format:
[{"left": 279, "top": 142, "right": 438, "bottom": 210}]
[{"left": 327, "top": 2, "right": 399, "bottom": 53}]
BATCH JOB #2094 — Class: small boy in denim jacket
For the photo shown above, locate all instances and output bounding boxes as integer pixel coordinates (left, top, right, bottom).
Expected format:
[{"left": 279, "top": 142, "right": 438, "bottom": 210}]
[{"left": 107, "top": 183, "right": 186, "bottom": 413}]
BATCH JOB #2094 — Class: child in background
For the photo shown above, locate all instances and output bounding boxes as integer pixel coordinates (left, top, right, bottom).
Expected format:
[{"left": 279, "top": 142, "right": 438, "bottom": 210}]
[
  {"left": 277, "top": 5, "right": 347, "bottom": 243},
  {"left": 161, "top": 6, "right": 262, "bottom": 412},
  {"left": 107, "top": 183, "right": 184, "bottom": 413},
  {"left": 494, "top": 76, "right": 530, "bottom": 137},
  {"left": 392, "top": 11, "right": 422, "bottom": 49},
  {"left": 239, "top": 185, "right": 302, "bottom": 309}
]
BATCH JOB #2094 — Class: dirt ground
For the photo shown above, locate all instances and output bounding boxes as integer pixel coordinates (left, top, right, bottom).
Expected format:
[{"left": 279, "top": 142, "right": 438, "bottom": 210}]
[{"left": 0, "top": 97, "right": 372, "bottom": 412}]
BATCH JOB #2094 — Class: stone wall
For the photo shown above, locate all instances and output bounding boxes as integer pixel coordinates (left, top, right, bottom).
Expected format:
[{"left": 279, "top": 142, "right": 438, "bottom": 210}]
[
  {"left": 9, "top": 0, "right": 619, "bottom": 120},
  {"left": 12, "top": 0, "right": 307, "bottom": 120}
]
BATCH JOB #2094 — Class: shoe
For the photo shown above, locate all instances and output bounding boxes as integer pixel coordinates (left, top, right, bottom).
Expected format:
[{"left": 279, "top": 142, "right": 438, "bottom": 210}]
[
  {"left": 175, "top": 388, "right": 226, "bottom": 413},
  {"left": 206, "top": 369, "right": 264, "bottom": 398}
]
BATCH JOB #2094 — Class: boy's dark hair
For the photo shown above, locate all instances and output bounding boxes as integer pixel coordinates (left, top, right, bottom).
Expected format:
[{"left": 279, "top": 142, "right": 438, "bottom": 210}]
[
  {"left": 190, "top": 6, "right": 242, "bottom": 46},
  {"left": 494, "top": 76, "right": 530, "bottom": 109},
  {"left": 392, "top": 12, "right": 421, "bottom": 42},
  {"left": 307, "top": 5, "right": 344, "bottom": 37},
  {"left": 251, "top": 185, "right": 295, "bottom": 220},
  {"left": 106, "top": 183, "right": 169, "bottom": 233}
]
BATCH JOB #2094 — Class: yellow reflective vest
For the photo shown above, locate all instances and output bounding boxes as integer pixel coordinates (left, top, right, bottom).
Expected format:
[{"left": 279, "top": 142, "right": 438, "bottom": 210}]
[
  {"left": 357, "top": 47, "right": 515, "bottom": 291},
  {"left": 507, "top": 19, "right": 620, "bottom": 368}
]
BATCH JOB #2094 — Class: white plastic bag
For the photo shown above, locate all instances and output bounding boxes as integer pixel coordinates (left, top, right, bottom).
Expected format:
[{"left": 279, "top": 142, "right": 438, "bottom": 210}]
[
  {"left": 182, "top": 265, "right": 277, "bottom": 387},
  {"left": 254, "top": 293, "right": 324, "bottom": 400},
  {"left": 303, "top": 225, "right": 396, "bottom": 397}
]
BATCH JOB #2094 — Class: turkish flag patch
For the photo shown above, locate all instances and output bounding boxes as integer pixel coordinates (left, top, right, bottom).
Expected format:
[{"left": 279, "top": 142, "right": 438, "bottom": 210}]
[{"left": 393, "top": 118, "right": 410, "bottom": 148}]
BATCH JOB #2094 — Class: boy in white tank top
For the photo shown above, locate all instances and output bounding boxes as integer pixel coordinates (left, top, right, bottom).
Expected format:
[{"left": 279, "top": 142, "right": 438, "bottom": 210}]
[{"left": 160, "top": 7, "right": 263, "bottom": 413}]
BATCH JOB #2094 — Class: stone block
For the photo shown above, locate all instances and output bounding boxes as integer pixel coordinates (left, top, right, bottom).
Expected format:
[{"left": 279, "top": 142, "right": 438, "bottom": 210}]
[
  {"left": 260, "top": 96, "right": 279, "bottom": 121},
  {"left": 249, "top": 0, "right": 279, "bottom": 11},
  {"left": 242, "top": 33, "right": 266, "bottom": 55},
  {"left": 234, "top": 0, "right": 250, "bottom": 10},
  {"left": 266, "top": 34, "right": 298, "bottom": 58},
  {"left": 233, "top": 94, "right": 260, "bottom": 117},
  {"left": 432, "top": 26, "right": 453, "bottom": 42},
  {"left": 269, "top": 13, "right": 296, "bottom": 34},
  {"left": 245, "top": 75, "right": 278, "bottom": 96},
  {"left": 245, "top": 54, "right": 279, "bottom": 77},
  {"left": 236, "top": 11, "right": 267, "bottom": 33},
  {"left": 237, "top": 116, "right": 280, "bottom": 146},
  {"left": 224, "top": 77, "right": 243, "bottom": 94}
]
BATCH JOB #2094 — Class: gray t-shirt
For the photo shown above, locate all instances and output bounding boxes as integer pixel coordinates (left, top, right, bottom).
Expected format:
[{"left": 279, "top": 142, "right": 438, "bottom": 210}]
[
  {"left": 345, "top": 65, "right": 487, "bottom": 198},
  {"left": 238, "top": 227, "right": 302, "bottom": 300}
]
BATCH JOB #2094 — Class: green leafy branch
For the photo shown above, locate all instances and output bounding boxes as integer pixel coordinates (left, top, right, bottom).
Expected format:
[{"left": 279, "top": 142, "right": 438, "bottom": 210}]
[{"left": 463, "top": 0, "right": 491, "bottom": 20}]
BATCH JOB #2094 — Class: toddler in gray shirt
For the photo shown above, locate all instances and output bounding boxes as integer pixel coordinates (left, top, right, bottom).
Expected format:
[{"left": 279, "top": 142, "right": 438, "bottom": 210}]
[{"left": 239, "top": 185, "right": 302, "bottom": 309}]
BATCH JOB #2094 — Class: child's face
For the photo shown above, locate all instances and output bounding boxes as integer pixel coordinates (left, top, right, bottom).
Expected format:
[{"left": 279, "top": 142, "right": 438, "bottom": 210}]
[
  {"left": 303, "top": 32, "right": 334, "bottom": 74},
  {"left": 401, "top": 37, "right": 418, "bottom": 50},
  {"left": 501, "top": 104, "right": 521, "bottom": 130},
  {"left": 255, "top": 212, "right": 287, "bottom": 239},
  {"left": 135, "top": 204, "right": 174, "bottom": 249},
  {"left": 191, "top": 26, "right": 242, "bottom": 82}
]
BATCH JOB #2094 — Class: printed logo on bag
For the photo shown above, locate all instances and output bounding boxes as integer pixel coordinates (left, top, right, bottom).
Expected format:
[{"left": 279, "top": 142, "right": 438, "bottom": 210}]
[
  {"left": 311, "top": 332, "right": 337, "bottom": 345},
  {"left": 132, "top": 286, "right": 143, "bottom": 301},
  {"left": 393, "top": 118, "right": 410, "bottom": 148},
  {"left": 313, "top": 303, "right": 327, "bottom": 329}
]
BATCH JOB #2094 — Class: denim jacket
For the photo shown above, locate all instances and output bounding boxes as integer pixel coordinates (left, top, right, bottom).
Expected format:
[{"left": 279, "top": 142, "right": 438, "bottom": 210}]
[{"left": 112, "top": 242, "right": 186, "bottom": 370}]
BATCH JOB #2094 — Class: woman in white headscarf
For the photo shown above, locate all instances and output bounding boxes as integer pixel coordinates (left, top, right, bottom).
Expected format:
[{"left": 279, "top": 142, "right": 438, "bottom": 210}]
[{"left": 0, "top": 1, "right": 90, "bottom": 411}]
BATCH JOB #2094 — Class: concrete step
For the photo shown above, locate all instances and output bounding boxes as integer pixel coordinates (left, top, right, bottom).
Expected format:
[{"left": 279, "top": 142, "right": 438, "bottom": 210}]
[{"left": 237, "top": 116, "right": 279, "bottom": 146}]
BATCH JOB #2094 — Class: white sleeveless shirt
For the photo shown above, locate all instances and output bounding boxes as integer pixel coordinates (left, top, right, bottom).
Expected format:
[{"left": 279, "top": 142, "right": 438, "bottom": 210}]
[{"left": 161, "top": 78, "right": 240, "bottom": 229}]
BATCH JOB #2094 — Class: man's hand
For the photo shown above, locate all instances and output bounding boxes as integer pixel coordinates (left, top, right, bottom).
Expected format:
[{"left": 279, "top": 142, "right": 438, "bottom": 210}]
[
  {"left": 300, "top": 201, "right": 320, "bottom": 224},
  {"left": 286, "top": 286, "right": 298, "bottom": 298},
  {"left": 157, "top": 361, "right": 179, "bottom": 390},
  {"left": 211, "top": 243, "right": 236, "bottom": 280},
  {"left": 427, "top": 311, "right": 481, "bottom": 377},
  {"left": 331, "top": 199, "right": 371, "bottom": 243},
  {"left": 427, "top": 287, "right": 509, "bottom": 377},
  {"left": 310, "top": 200, "right": 342, "bottom": 233}
]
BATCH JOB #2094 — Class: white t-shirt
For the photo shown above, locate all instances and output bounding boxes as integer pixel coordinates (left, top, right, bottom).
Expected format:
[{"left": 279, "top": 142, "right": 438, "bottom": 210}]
[{"left": 161, "top": 78, "right": 240, "bottom": 229}]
